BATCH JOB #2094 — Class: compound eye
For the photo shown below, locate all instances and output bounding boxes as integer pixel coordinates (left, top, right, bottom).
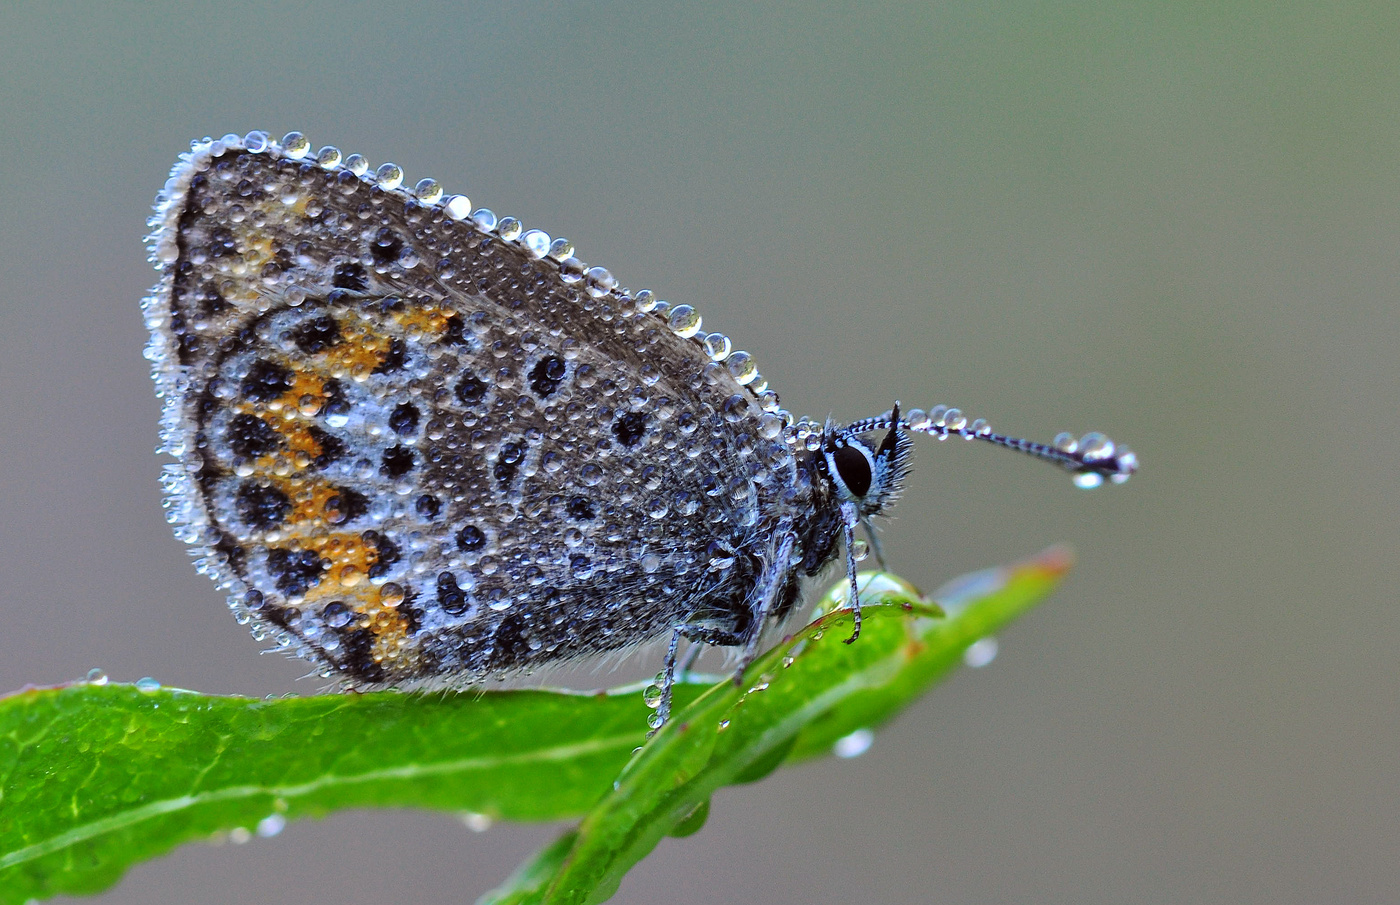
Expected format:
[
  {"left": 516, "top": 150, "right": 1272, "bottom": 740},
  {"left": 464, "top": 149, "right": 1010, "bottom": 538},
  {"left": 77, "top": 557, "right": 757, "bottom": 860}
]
[{"left": 831, "top": 444, "right": 873, "bottom": 498}]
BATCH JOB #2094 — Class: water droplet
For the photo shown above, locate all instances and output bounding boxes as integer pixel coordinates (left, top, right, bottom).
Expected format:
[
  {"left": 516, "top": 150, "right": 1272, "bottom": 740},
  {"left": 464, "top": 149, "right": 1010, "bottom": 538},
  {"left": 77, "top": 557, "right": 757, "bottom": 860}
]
[
  {"left": 548, "top": 237, "right": 575, "bottom": 261},
  {"left": 702, "top": 332, "right": 732, "bottom": 361},
  {"left": 374, "top": 163, "right": 403, "bottom": 190},
  {"left": 521, "top": 228, "right": 551, "bottom": 258},
  {"left": 229, "top": 826, "right": 252, "bottom": 844},
  {"left": 963, "top": 636, "right": 999, "bottom": 668},
  {"left": 1073, "top": 471, "right": 1105, "bottom": 489},
  {"left": 758, "top": 412, "right": 783, "bottom": 440},
  {"left": 315, "top": 145, "right": 342, "bottom": 169},
  {"left": 413, "top": 178, "right": 443, "bottom": 204},
  {"left": 905, "top": 408, "right": 930, "bottom": 430},
  {"left": 344, "top": 153, "right": 369, "bottom": 176},
  {"left": 471, "top": 208, "right": 497, "bottom": 231},
  {"left": 322, "top": 602, "right": 354, "bottom": 628},
  {"left": 944, "top": 408, "right": 967, "bottom": 430},
  {"left": 1111, "top": 447, "right": 1138, "bottom": 482},
  {"left": 460, "top": 812, "right": 494, "bottom": 832},
  {"left": 585, "top": 266, "right": 617, "bottom": 298},
  {"left": 559, "top": 257, "right": 585, "bottom": 283},
  {"left": 851, "top": 539, "right": 869, "bottom": 562},
  {"left": 256, "top": 814, "right": 287, "bottom": 838},
  {"left": 1077, "top": 431, "right": 1115, "bottom": 462},
  {"left": 726, "top": 351, "right": 757, "bottom": 385},
  {"left": 280, "top": 132, "right": 310, "bottom": 159},
  {"left": 135, "top": 676, "right": 161, "bottom": 693},
  {"left": 643, "top": 684, "right": 664, "bottom": 708},
  {"left": 85, "top": 667, "right": 109, "bottom": 686},
  {"left": 444, "top": 194, "right": 472, "bottom": 220},
  {"left": 496, "top": 216, "right": 522, "bottom": 240},
  {"left": 833, "top": 728, "right": 874, "bottom": 759},
  {"left": 1053, "top": 432, "right": 1078, "bottom": 454},
  {"left": 721, "top": 394, "right": 750, "bottom": 423},
  {"left": 717, "top": 719, "right": 731, "bottom": 731},
  {"left": 667, "top": 305, "right": 702, "bottom": 338}
]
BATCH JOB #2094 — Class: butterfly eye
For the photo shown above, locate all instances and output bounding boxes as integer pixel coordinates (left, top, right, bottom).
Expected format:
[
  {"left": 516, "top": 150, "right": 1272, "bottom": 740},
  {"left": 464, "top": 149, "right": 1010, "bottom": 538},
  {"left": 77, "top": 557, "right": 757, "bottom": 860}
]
[{"left": 831, "top": 444, "right": 873, "bottom": 498}]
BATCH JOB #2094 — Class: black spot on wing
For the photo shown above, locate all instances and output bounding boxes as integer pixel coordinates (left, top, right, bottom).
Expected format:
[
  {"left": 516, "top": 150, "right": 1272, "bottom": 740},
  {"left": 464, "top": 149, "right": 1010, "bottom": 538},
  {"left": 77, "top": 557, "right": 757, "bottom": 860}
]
[
  {"left": 331, "top": 261, "right": 368, "bottom": 291},
  {"left": 241, "top": 359, "right": 292, "bottom": 403},
  {"left": 324, "top": 487, "right": 369, "bottom": 525},
  {"left": 494, "top": 441, "right": 524, "bottom": 490},
  {"left": 335, "top": 627, "right": 387, "bottom": 684},
  {"left": 226, "top": 414, "right": 282, "bottom": 459},
  {"left": 613, "top": 411, "right": 648, "bottom": 447},
  {"left": 456, "top": 375, "right": 487, "bottom": 405},
  {"left": 436, "top": 571, "right": 469, "bottom": 615},
  {"left": 440, "top": 314, "right": 468, "bottom": 345},
  {"left": 388, "top": 402, "right": 420, "bottom": 436},
  {"left": 207, "top": 225, "right": 238, "bottom": 259},
  {"left": 373, "top": 337, "right": 408, "bottom": 375},
  {"left": 235, "top": 481, "right": 290, "bottom": 530},
  {"left": 381, "top": 445, "right": 415, "bottom": 478},
  {"left": 528, "top": 355, "right": 566, "bottom": 398},
  {"left": 289, "top": 314, "right": 342, "bottom": 354},
  {"left": 370, "top": 228, "right": 405, "bottom": 267},
  {"left": 456, "top": 525, "right": 485, "bottom": 552},
  {"left": 193, "top": 281, "right": 230, "bottom": 317},
  {"left": 363, "top": 530, "right": 401, "bottom": 580},
  {"left": 398, "top": 587, "right": 424, "bottom": 634},
  {"left": 266, "top": 547, "right": 327, "bottom": 597},
  {"left": 488, "top": 613, "right": 533, "bottom": 670},
  {"left": 306, "top": 425, "right": 346, "bottom": 469}
]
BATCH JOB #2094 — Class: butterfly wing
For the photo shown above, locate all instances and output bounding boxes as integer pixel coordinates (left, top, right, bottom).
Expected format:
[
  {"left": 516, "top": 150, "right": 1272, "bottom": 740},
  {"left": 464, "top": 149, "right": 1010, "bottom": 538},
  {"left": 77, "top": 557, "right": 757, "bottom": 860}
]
[{"left": 145, "top": 136, "right": 804, "bottom": 686}]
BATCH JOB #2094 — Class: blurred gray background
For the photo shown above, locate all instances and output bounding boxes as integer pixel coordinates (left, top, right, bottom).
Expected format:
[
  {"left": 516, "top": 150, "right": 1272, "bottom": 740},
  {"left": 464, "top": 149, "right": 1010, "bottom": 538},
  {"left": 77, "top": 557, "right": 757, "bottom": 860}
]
[{"left": 2, "top": 1, "right": 1394, "bottom": 902}]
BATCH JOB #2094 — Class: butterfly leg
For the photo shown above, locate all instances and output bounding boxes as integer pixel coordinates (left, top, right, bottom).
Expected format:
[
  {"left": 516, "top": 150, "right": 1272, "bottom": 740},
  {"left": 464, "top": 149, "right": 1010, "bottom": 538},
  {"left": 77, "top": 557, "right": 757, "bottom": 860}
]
[
  {"left": 653, "top": 625, "right": 686, "bottom": 731},
  {"left": 861, "top": 517, "right": 889, "bottom": 572},
  {"left": 658, "top": 524, "right": 796, "bottom": 730},
  {"left": 840, "top": 500, "right": 862, "bottom": 644},
  {"left": 730, "top": 527, "right": 797, "bottom": 686},
  {"left": 675, "top": 638, "right": 705, "bottom": 682}
]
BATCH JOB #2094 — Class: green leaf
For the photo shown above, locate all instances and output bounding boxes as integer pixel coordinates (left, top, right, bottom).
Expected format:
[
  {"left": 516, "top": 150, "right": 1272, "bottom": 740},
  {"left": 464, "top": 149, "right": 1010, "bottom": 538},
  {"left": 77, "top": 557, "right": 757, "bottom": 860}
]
[
  {"left": 0, "top": 681, "right": 704, "bottom": 901},
  {"left": 476, "top": 830, "right": 580, "bottom": 905},
  {"left": 504, "top": 546, "right": 1072, "bottom": 905},
  {"left": 0, "top": 547, "right": 1070, "bottom": 903}
]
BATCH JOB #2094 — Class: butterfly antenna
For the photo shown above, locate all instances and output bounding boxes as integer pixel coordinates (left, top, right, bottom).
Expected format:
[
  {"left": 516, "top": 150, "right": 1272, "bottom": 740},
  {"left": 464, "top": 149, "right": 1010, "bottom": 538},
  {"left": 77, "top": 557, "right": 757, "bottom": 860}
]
[{"left": 844, "top": 404, "right": 1138, "bottom": 488}]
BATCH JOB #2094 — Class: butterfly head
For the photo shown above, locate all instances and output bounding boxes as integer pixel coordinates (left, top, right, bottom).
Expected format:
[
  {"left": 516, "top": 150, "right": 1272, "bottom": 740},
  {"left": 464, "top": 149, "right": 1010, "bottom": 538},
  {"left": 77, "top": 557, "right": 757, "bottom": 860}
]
[{"left": 822, "top": 403, "right": 915, "bottom": 519}]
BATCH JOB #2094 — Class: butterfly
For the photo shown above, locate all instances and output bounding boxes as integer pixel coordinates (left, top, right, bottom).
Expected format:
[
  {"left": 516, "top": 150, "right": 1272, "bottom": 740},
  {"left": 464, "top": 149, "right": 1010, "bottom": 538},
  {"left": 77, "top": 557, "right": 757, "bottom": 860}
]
[{"left": 144, "top": 131, "right": 1135, "bottom": 726}]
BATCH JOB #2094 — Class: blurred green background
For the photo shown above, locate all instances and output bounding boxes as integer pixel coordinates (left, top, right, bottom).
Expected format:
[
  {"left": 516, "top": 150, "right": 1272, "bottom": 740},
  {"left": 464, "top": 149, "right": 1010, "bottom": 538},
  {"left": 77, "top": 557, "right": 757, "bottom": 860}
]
[{"left": 2, "top": 2, "right": 1395, "bottom": 902}]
